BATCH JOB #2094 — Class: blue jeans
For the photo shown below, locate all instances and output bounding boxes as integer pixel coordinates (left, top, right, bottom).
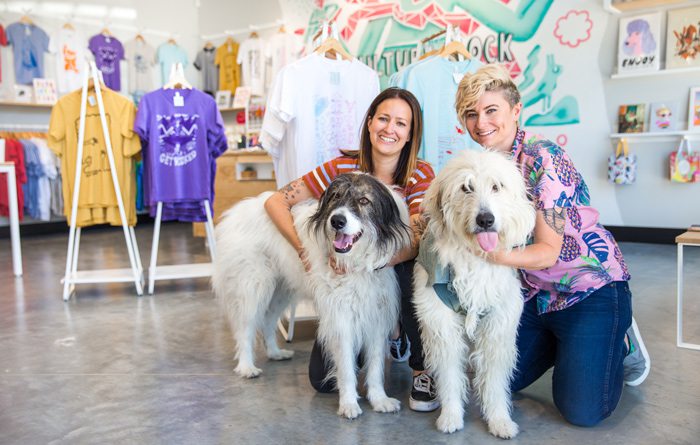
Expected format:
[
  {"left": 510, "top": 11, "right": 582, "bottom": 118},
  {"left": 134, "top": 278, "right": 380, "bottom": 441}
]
[{"left": 511, "top": 281, "right": 632, "bottom": 427}]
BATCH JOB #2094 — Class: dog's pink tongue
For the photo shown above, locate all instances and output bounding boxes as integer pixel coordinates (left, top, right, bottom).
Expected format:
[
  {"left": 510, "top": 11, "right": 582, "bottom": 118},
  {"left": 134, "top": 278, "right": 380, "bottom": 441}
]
[
  {"left": 476, "top": 232, "right": 498, "bottom": 252},
  {"left": 334, "top": 233, "right": 353, "bottom": 249}
]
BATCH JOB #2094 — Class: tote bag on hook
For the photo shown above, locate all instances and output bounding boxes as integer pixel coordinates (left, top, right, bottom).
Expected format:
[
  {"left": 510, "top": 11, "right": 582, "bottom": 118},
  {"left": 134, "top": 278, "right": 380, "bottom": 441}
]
[
  {"left": 608, "top": 138, "right": 637, "bottom": 184},
  {"left": 670, "top": 138, "right": 700, "bottom": 183}
]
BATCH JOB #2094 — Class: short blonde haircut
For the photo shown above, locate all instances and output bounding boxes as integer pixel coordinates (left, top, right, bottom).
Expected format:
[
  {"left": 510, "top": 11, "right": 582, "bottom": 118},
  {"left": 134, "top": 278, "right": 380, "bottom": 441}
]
[{"left": 455, "top": 64, "right": 521, "bottom": 129}]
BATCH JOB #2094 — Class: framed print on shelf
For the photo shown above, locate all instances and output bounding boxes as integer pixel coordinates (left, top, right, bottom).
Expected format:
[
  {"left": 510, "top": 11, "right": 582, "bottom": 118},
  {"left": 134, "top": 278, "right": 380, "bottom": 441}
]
[
  {"left": 687, "top": 87, "right": 700, "bottom": 132},
  {"left": 617, "top": 13, "right": 661, "bottom": 74},
  {"left": 232, "top": 86, "right": 252, "bottom": 109},
  {"left": 666, "top": 6, "right": 700, "bottom": 69},
  {"left": 618, "top": 104, "right": 647, "bottom": 134},
  {"left": 13, "top": 85, "right": 33, "bottom": 103},
  {"left": 215, "top": 90, "right": 232, "bottom": 109},
  {"left": 649, "top": 101, "right": 680, "bottom": 132},
  {"left": 32, "top": 78, "right": 57, "bottom": 105}
]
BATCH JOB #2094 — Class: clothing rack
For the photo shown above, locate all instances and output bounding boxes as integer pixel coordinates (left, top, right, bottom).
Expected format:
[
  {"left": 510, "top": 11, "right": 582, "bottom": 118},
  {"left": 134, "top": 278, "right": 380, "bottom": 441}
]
[
  {"left": 147, "top": 66, "right": 216, "bottom": 294},
  {"left": 62, "top": 61, "right": 144, "bottom": 301},
  {"left": 200, "top": 20, "right": 283, "bottom": 41}
]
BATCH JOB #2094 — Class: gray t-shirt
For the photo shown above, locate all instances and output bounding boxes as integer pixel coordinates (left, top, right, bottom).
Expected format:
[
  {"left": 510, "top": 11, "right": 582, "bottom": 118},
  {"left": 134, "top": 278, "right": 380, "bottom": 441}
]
[{"left": 194, "top": 46, "right": 218, "bottom": 95}]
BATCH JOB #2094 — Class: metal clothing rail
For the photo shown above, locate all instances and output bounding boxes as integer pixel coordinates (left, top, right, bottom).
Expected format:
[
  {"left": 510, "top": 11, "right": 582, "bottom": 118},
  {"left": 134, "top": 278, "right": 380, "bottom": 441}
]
[
  {"left": 62, "top": 61, "right": 144, "bottom": 301},
  {"left": 200, "top": 20, "right": 283, "bottom": 41}
]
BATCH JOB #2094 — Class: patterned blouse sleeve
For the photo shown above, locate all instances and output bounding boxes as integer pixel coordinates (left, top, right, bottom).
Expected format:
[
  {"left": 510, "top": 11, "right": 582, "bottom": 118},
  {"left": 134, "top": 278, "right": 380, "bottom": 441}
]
[{"left": 533, "top": 142, "right": 578, "bottom": 210}]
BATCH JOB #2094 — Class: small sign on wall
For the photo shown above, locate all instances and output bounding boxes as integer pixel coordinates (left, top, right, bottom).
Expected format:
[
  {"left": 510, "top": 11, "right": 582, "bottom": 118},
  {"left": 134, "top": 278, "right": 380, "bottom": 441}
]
[{"left": 617, "top": 13, "right": 661, "bottom": 74}]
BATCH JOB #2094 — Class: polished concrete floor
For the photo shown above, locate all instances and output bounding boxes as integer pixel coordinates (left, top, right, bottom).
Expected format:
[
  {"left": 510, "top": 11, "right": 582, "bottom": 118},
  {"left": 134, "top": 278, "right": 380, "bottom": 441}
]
[{"left": 1, "top": 223, "right": 699, "bottom": 444}]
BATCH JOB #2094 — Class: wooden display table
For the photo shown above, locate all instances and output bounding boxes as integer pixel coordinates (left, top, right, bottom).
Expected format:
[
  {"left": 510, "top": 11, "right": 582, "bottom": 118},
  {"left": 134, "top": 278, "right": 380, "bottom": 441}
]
[
  {"left": 193, "top": 149, "right": 276, "bottom": 237},
  {"left": 676, "top": 230, "right": 700, "bottom": 351}
]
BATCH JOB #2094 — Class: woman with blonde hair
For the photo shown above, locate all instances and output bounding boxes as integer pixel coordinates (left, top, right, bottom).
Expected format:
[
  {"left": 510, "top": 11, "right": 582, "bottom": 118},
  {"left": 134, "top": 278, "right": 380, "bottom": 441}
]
[{"left": 450, "top": 64, "right": 650, "bottom": 426}]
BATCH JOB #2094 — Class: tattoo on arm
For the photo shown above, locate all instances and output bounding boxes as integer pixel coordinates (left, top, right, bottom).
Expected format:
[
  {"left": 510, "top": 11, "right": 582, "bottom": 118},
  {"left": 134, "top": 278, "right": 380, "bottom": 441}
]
[
  {"left": 542, "top": 208, "right": 566, "bottom": 235},
  {"left": 279, "top": 180, "right": 302, "bottom": 201}
]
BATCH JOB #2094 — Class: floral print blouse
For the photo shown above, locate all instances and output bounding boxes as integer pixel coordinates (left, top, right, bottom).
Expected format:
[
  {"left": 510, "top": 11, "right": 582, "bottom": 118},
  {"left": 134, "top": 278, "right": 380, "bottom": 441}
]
[{"left": 511, "top": 130, "right": 631, "bottom": 314}]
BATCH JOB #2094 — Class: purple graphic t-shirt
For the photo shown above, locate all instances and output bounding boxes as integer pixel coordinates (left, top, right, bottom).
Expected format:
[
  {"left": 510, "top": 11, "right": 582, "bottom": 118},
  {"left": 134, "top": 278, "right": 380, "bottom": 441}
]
[
  {"left": 88, "top": 34, "right": 124, "bottom": 91},
  {"left": 134, "top": 88, "right": 228, "bottom": 222}
]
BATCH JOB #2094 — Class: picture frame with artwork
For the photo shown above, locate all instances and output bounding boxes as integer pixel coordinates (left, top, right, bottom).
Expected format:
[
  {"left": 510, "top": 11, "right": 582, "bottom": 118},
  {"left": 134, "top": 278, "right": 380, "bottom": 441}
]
[
  {"left": 649, "top": 101, "right": 680, "bottom": 132},
  {"left": 687, "top": 87, "right": 700, "bottom": 132},
  {"left": 617, "top": 12, "right": 661, "bottom": 74},
  {"left": 32, "top": 78, "right": 57, "bottom": 105},
  {"left": 215, "top": 90, "right": 232, "bottom": 109},
  {"left": 665, "top": 6, "right": 700, "bottom": 70},
  {"left": 618, "top": 104, "right": 647, "bottom": 133}
]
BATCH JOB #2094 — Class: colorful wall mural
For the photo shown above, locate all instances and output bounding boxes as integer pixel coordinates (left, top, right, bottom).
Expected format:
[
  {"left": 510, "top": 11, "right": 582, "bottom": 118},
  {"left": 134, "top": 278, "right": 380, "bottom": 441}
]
[{"left": 284, "top": 0, "right": 598, "bottom": 130}]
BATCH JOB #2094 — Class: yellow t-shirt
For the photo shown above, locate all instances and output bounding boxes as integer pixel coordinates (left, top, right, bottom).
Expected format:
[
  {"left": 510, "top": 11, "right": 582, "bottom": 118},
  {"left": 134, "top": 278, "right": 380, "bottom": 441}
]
[
  {"left": 215, "top": 41, "right": 240, "bottom": 94},
  {"left": 47, "top": 88, "right": 141, "bottom": 227}
]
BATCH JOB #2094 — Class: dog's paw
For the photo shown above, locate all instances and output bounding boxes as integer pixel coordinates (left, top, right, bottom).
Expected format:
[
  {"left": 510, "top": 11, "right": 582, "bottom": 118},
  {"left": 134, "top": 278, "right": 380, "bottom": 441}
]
[
  {"left": 267, "top": 349, "right": 294, "bottom": 361},
  {"left": 234, "top": 363, "right": 262, "bottom": 378},
  {"left": 436, "top": 410, "right": 464, "bottom": 434},
  {"left": 338, "top": 401, "right": 363, "bottom": 419},
  {"left": 488, "top": 417, "right": 519, "bottom": 439},
  {"left": 370, "top": 397, "right": 401, "bottom": 413}
]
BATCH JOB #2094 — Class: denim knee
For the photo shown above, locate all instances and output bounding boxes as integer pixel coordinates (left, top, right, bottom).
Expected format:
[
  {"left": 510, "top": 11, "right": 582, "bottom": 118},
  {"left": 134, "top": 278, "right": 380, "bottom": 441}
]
[{"left": 555, "top": 396, "right": 613, "bottom": 427}]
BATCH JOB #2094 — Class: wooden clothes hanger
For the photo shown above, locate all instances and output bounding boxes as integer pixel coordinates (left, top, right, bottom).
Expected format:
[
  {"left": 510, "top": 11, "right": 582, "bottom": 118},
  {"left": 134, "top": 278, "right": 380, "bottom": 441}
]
[
  {"left": 249, "top": 31, "right": 259, "bottom": 38},
  {"left": 62, "top": 22, "right": 75, "bottom": 31},
  {"left": 101, "top": 28, "right": 112, "bottom": 37},
  {"left": 315, "top": 37, "right": 352, "bottom": 61},
  {"left": 204, "top": 41, "right": 214, "bottom": 49},
  {"left": 135, "top": 33, "right": 145, "bottom": 42},
  {"left": 439, "top": 40, "right": 470, "bottom": 60},
  {"left": 278, "top": 24, "right": 286, "bottom": 33}
]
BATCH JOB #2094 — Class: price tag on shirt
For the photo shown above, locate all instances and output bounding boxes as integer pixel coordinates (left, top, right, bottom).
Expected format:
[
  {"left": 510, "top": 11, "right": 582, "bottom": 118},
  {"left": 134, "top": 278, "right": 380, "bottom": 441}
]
[
  {"left": 173, "top": 92, "right": 184, "bottom": 107},
  {"left": 453, "top": 72, "right": 465, "bottom": 84},
  {"left": 88, "top": 95, "right": 96, "bottom": 107}
]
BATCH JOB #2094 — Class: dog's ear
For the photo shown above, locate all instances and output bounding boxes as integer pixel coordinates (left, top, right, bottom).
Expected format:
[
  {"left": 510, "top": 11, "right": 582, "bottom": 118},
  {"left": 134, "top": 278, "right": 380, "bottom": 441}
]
[{"left": 423, "top": 177, "right": 445, "bottom": 230}]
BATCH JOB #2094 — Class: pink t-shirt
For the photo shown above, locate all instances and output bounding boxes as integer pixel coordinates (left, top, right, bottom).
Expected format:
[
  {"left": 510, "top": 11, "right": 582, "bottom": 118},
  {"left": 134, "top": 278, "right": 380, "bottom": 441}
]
[{"left": 512, "top": 130, "right": 630, "bottom": 314}]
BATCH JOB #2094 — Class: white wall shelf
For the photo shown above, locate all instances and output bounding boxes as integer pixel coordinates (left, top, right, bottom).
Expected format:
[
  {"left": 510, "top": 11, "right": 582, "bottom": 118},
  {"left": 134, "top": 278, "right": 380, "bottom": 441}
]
[
  {"left": 604, "top": 0, "right": 693, "bottom": 14},
  {"left": 611, "top": 65, "right": 700, "bottom": 80},
  {"left": 610, "top": 130, "right": 700, "bottom": 140}
]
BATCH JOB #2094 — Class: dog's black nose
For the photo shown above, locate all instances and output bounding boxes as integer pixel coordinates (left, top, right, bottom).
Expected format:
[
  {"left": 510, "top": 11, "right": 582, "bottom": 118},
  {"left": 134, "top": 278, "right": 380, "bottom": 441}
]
[
  {"left": 330, "top": 214, "right": 346, "bottom": 230},
  {"left": 476, "top": 211, "right": 495, "bottom": 229}
]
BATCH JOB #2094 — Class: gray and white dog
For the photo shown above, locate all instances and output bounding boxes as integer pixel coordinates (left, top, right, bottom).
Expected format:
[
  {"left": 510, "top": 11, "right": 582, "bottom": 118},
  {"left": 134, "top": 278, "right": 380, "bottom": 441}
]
[{"left": 213, "top": 173, "right": 412, "bottom": 418}]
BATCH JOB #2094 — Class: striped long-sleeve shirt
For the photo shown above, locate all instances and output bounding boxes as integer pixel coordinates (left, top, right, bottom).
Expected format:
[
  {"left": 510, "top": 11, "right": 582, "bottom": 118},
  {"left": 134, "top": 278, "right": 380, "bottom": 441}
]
[{"left": 302, "top": 156, "right": 435, "bottom": 216}]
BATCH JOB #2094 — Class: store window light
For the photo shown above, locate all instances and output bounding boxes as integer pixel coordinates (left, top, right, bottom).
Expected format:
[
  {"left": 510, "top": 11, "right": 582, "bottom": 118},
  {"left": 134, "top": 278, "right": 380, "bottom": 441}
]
[
  {"left": 39, "top": 2, "right": 75, "bottom": 16},
  {"left": 5, "top": 2, "right": 38, "bottom": 14}
]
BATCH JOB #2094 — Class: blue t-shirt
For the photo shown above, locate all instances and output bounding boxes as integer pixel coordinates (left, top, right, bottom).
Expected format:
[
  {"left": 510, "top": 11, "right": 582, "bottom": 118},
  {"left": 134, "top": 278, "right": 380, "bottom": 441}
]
[
  {"left": 157, "top": 43, "right": 188, "bottom": 85},
  {"left": 6, "top": 22, "right": 49, "bottom": 85},
  {"left": 398, "top": 56, "right": 483, "bottom": 172}
]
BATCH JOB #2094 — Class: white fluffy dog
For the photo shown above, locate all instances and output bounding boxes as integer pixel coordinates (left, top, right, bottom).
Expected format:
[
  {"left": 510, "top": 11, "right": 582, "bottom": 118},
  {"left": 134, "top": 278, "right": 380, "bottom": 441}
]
[
  {"left": 213, "top": 173, "right": 412, "bottom": 418},
  {"left": 413, "top": 150, "right": 535, "bottom": 439}
]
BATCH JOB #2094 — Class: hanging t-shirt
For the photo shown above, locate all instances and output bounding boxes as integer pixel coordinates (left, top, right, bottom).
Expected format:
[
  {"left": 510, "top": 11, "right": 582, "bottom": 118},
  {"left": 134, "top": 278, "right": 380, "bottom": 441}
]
[
  {"left": 47, "top": 87, "right": 141, "bottom": 227},
  {"left": 134, "top": 88, "right": 228, "bottom": 222},
  {"left": 194, "top": 46, "right": 218, "bottom": 95},
  {"left": 49, "top": 27, "right": 86, "bottom": 93},
  {"left": 0, "top": 24, "right": 8, "bottom": 83},
  {"left": 6, "top": 22, "right": 50, "bottom": 85},
  {"left": 396, "top": 56, "right": 483, "bottom": 172},
  {"left": 215, "top": 40, "right": 240, "bottom": 94},
  {"left": 264, "top": 32, "right": 302, "bottom": 93},
  {"left": 237, "top": 37, "right": 265, "bottom": 97},
  {"left": 262, "top": 54, "right": 379, "bottom": 187},
  {"left": 88, "top": 34, "right": 125, "bottom": 91},
  {"left": 156, "top": 42, "right": 188, "bottom": 85},
  {"left": 124, "top": 38, "right": 156, "bottom": 95},
  {"left": 0, "top": 139, "right": 27, "bottom": 220}
]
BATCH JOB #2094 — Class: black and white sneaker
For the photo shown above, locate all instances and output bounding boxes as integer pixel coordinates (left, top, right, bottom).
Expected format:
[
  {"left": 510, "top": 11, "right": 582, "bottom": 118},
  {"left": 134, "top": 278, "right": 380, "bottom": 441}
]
[
  {"left": 389, "top": 327, "right": 411, "bottom": 362},
  {"left": 409, "top": 372, "right": 440, "bottom": 412}
]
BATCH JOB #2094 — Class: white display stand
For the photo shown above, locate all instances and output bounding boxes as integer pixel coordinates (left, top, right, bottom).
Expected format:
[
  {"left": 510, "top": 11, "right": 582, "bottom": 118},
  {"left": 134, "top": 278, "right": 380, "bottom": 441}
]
[
  {"left": 62, "top": 61, "right": 144, "bottom": 301},
  {"left": 676, "top": 230, "right": 700, "bottom": 351},
  {"left": 0, "top": 162, "right": 22, "bottom": 276},
  {"left": 147, "top": 200, "right": 216, "bottom": 294}
]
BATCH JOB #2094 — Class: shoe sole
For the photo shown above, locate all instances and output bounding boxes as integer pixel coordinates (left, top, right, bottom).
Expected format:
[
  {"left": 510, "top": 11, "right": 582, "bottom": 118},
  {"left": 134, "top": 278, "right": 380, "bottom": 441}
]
[
  {"left": 409, "top": 397, "right": 440, "bottom": 412},
  {"left": 625, "top": 317, "right": 651, "bottom": 386}
]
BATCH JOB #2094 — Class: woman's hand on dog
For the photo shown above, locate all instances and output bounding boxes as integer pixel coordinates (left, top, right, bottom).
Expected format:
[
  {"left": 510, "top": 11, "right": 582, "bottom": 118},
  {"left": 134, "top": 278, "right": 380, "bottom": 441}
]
[{"left": 297, "top": 247, "right": 312, "bottom": 272}]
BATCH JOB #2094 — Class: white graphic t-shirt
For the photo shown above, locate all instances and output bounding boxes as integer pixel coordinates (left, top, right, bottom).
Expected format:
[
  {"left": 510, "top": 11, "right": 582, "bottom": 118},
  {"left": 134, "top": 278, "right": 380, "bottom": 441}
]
[
  {"left": 49, "top": 27, "right": 86, "bottom": 93},
  {"left": 125, "top": 38, "right": 156, "bottom": 94},
  {"left": 264, "top": 32, "right": 302, "bottom": 93},
  {"left": 237, "top": 37, "right": 265, "bottom": 96}
]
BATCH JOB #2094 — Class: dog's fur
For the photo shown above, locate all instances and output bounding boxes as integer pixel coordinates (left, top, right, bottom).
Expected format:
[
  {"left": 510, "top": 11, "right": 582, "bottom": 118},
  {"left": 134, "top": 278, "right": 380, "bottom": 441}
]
[
  {"left": 413, "top": 150, "right": 535, "bottom": 439},
  {"left": 213, "top": 173, "right": 412, "bottom": 418}
]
